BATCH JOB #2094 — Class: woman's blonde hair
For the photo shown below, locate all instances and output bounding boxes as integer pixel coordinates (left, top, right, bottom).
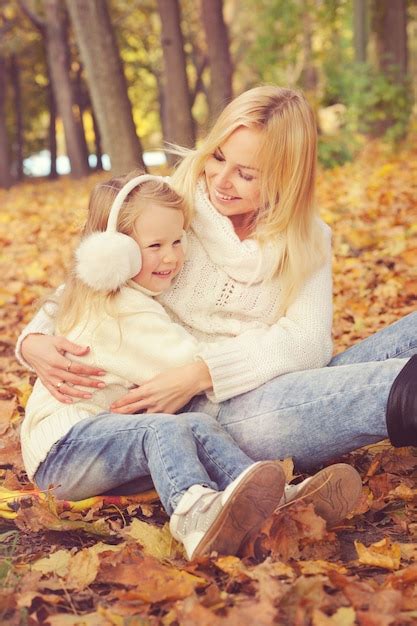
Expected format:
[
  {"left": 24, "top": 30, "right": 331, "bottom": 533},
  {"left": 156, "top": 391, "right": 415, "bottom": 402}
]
[
  {"left": 171, "top": 85, "right": 328, "bottom": 311},
  {"left": 55, "top": 171, "right": 189, "bottom": 334}
]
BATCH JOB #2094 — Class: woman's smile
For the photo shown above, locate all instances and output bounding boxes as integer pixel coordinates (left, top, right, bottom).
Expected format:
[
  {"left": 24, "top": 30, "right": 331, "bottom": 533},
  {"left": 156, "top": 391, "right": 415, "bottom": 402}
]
[{"left": 204, "top": 126, "right": 262, "bottom": 228}]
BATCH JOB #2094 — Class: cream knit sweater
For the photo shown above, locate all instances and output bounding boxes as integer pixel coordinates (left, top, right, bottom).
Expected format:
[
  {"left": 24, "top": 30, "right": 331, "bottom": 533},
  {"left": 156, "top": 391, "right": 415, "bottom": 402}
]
[
  {"left": 21, "top": 282, "right": 199, "bottom": 479},
  {"left": 18, "top": 178, "right": 333, "bottom": 418}
]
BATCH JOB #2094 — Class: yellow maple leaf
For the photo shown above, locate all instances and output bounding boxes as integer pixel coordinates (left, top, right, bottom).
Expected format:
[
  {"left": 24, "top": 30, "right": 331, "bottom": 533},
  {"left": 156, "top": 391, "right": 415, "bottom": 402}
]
[{"left": 355, "top": 537, "right": 401, "bottom": 570}]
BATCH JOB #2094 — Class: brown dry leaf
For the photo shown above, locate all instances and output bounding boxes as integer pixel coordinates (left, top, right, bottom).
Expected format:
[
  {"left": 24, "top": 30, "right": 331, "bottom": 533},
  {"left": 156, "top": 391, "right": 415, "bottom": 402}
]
[
  {"left": 0, "top": 398, "right": 17, "bottom": 434},
  {"left": 388, "top": 483, "right": 417, "bottom": 501},
  {"left": 98, "top": 545, "right": 206, "bottom": 603},
  {"left": 298, "top": 559, "right": 347, "bottom": 576},
  {"left": 15, "top": 497, "right": 113, "bottom": 537},
  {"left": 280, "top": 457, "right": 295, "bottom": 482},
  {"left": 46, "top": 613, "right": 112, "bottom": 626},
  {"left": 123, "top": 518, "right": 183, "bottom": 559},
  {"left": 66, "top": 543, "right": 124, "bottom": 590},
  {"left": 32, "top": 549, "right": 71, "bottom": 577},
  {"left": 0, "top": 429, "right": 24, "bottom": 471},
  {"left": 330, "top": 570, "right": 403, "bottom": 623},
  {"left": 278, "top": 575, "right": 328, "bottom": 624},
  {"left": 386, "top": 562, "right": 417, "bottom": 586},
  {"left": 312, "top": 607, "right": 356, "bottom": 626},
  {"left": 355, "top": 538, "right": 402, "bottom": 570},
  {"left": 261, "top": 502, "right": 328, "bottom": 561},
  {"left": 368, "top": 473, "right": 398, "bottom": 500}
]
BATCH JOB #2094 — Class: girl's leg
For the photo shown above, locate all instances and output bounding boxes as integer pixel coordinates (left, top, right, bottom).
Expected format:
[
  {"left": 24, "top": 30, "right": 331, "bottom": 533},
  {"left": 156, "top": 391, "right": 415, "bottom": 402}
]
[
  {"left": 212, "top": 358, "right": 407, "bottom": 471},
  {"left": 181, "top": 412, "right": 259, "bottom": 490},
  {"left": 35, "top": 412, "right": 223, "bottom": 514},
  {"left": 35, "top": 411, "right": 286, "bottom": 559},
  {"left": 329, "top": 312, "right": 417, "bottom": 366}
]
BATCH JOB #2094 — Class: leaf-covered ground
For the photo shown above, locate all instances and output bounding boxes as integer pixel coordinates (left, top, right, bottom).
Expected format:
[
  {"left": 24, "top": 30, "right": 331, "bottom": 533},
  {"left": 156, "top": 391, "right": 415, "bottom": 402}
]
[{"left": 1, "top": 139, "right": 417, "bottom": 625}]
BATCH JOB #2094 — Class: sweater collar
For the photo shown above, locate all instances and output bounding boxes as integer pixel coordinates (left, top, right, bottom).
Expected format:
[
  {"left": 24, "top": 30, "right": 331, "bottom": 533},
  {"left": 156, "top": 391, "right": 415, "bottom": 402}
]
[
  {"left": 191, "top": 178, "right": 282, "bottom": 283},
  {"left": 126, "top": 280, "right": 162, "bottom": 297}
]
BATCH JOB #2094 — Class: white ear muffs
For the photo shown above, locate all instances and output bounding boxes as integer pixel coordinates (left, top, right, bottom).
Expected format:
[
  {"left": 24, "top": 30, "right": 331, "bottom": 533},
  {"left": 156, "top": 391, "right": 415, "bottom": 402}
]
[{"left": 75, "top": 174, "right": 165, "bottom": 291}]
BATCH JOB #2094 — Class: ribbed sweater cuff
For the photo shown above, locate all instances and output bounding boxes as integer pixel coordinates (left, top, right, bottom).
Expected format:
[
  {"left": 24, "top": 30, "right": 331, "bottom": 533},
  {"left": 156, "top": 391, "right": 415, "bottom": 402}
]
[{"left": 197, "top": 346, "right": 258, "bottom": 402}]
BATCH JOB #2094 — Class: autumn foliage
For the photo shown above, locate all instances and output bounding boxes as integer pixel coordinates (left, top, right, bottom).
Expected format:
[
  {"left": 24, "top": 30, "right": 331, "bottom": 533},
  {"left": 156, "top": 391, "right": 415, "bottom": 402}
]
[{"left": 1, "top": 139, "right": 417, "bottom": 625}]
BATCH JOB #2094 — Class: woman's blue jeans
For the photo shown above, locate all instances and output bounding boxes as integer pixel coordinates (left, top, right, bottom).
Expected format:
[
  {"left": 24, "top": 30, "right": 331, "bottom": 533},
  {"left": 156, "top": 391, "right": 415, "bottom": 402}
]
[
  {"left": 35, "top": 311, "right": 417, "bottom": 501},
  {"left": 201, "top": 311, "right": 417, "bottom": 470},
  {"left": 34, "top": 412, "right": 253, "bottom": 514}
]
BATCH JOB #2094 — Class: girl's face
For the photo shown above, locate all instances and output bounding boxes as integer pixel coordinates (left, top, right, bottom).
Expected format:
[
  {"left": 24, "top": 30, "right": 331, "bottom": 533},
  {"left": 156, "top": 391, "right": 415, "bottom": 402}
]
[
  {"left": 204, "top": 126, "right": 263, "bottom": 231},
  {"left": 132, "top": 204, "right": 185, "bottom": 292}
]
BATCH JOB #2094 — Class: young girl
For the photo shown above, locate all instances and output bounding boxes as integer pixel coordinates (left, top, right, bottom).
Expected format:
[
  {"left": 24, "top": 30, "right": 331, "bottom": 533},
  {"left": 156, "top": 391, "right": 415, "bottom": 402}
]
[{"left": 21, "top": 172, "right": 289, "bottom": 560}]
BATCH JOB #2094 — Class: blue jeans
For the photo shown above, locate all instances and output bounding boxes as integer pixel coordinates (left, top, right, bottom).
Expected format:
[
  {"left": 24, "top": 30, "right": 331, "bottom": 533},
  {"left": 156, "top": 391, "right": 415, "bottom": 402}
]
[
  {"left": 188, "top": 311, "right": 417, "bottom": 470},
  {"left": 35, "top": 312, "right": 417, "bottom": 498},
  {"left": 34, "top": 412, "right": 253, "bottom": 514}
]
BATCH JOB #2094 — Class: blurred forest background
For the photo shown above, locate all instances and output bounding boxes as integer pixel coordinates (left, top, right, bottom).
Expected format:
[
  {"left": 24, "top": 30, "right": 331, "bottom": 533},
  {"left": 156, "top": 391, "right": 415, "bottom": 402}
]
[{"left": 0, "top": 0, "right": 416, "bottom": 189}]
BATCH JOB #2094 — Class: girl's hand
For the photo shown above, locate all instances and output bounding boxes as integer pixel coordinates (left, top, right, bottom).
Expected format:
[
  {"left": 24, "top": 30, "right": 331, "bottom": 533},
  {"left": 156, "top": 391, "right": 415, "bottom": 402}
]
[
  {"left": 20, "top": 334, "right": 106, "bottom": 403},
  {"left": 110, "top": 361, "right": 213, "bottom": 415}
]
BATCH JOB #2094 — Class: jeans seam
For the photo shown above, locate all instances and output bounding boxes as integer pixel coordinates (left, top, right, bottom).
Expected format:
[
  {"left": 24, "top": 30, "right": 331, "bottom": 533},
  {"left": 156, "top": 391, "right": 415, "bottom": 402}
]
[
  {"left": 393, "top": 348, "right": 415, "bottom": 358},
  {"left": 195, "top": 439, "right": 236, "bottom": 483},
  {"left": 146, "top": 424, "right": 184, "bottom": 506},
  {"left": 61, "top": 426, "right": 150, "bottom": 446},
  {"left": 220, "top": 381, "right": 391, "bottom": 425}
]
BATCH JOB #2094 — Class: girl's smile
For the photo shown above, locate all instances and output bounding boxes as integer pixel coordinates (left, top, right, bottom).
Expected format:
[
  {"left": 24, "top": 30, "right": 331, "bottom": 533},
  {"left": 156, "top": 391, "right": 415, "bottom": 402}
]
[{"left": 132, "top": 203, "right": 185, "bottom": 292}]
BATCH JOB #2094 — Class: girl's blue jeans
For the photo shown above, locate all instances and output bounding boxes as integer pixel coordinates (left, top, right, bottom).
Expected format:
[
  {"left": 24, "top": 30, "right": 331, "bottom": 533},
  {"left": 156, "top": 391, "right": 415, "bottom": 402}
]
[
  {"left": 35, "top": 311, "right": 417, "bottom": 504},
  {"left": 34, "top": 412, "right": 254, "bottom": 515}
]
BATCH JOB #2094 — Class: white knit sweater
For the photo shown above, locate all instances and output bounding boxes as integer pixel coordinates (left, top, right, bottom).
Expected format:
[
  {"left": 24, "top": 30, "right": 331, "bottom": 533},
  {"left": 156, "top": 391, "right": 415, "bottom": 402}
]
[
  {"left": 17, "top": 178, "right": 333, "bottom": 409},
  {"left": 21, "top": 281, "right": 199, "bottom": 479}
]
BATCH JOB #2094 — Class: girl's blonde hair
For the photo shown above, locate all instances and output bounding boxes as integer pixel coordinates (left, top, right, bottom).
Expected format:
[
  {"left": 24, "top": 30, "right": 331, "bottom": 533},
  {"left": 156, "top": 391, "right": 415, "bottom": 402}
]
[
  {"left": 171, "top": 85, "right": 328, "bottom": 312},
  {"left": 56, "top": 171, "right": 189, "bottom": 334}
]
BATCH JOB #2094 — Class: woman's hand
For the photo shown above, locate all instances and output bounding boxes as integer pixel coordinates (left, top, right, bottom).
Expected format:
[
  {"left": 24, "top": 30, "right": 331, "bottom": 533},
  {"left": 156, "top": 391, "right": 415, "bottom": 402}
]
[
  {"left": 110, "top": 361, "right": 213, "bottom": 415},
  {"left": 21, "top": 334, "right": 106, "bottom": 403}
]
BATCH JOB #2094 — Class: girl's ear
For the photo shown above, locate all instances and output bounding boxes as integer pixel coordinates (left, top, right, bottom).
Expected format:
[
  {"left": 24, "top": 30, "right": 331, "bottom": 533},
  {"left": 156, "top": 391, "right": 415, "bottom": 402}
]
[{"left": 181, "top": 230, "right": 188, "bottom": 254}]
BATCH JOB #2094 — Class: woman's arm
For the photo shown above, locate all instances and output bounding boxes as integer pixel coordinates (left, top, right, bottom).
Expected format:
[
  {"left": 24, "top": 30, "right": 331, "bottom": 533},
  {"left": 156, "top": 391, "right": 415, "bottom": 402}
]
[
  {"left": 112, "top": 237, "right": 333, "bottom": 412},
  {"left": 110, "top": 360, "right": 212, "bottom": 414},
  {"left": 16, "top": 293, "right": 107, "bottom": 402},
  {"left": 199, "top": 248, "right": 333, "bottom": 402}
]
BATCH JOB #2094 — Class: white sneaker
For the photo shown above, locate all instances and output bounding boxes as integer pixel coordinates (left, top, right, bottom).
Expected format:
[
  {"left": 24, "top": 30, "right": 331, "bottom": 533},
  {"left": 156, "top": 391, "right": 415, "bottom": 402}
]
[
  {"left": 170, "top": 461, "right": 286, "bottom": 560},
  {"left": 278, "top": 463, "right": 363, "bottom": 525}
]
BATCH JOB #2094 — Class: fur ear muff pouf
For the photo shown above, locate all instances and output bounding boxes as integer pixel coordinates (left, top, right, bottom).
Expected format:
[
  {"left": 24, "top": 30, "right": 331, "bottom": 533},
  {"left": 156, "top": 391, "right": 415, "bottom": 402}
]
[{"left": 75, "top": 231, "right": 142, "bottom": 291}]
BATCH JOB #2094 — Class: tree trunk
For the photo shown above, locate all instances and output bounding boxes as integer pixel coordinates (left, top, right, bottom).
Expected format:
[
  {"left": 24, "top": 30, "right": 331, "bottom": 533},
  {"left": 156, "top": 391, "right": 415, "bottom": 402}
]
[
  {"left": 9, "top": 55, "right": 24, "bottom": 181},
  {"left": 301, "top": 4, "right": 318, "bottom": 93},
  {"left": 92, "top": 111, "right": 103, "bottom": 171},
  {"left": 44, "top": 0, "right": 89, "bottom": 179},
  {"left": 47, "top": 74, "right": 58, "bottom": 179},
  {"left": 157, "top": 0, "right": 195, "bottom": 160},
  {"left": 0, "top": 57, "right": 12, "bottom": 189},
  {"left": 66, "top": 0, "right": 145, "bottom": 175},
  {"left": 353, "top": 0, "right": 368, "bottom": 63},
  {"left": 200, "top": 0, "right": 233, "bottom": 119},
  {"left": 373, "top": 0, "right": 407, "bottom": 77},
  {"left": 73, "top": 64, "right": 91, "bottom": 169}
]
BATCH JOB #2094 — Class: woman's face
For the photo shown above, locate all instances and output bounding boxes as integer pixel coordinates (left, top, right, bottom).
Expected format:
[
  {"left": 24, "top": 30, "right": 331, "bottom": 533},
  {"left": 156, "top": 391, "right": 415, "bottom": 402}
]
[{"left": 204, "top": 127, "right": 262, "bottom": 229}]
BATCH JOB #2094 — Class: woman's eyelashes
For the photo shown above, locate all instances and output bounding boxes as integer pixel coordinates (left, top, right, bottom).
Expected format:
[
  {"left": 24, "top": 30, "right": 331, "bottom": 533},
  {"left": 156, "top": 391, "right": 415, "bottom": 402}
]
[
  {"left": 211, "top": 151, "right": 254, "bottom": 182},
  {"left": 239, "top": 171, "right": 254, "bottom": 182}
]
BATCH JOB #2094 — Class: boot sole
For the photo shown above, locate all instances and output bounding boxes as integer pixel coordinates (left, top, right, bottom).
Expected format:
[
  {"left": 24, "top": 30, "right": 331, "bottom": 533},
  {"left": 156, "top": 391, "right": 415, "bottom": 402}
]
[
  {"left": 286, "top": 463, "right": 362, "bottom": 525},
  {"left": 191, "top": 461, "right": 286, "bottom": 559}
]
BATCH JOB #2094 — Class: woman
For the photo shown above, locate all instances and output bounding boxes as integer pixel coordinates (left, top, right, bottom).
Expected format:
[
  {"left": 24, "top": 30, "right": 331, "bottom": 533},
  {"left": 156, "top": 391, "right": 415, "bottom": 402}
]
[{"left": 17, "top": 85, "right": 417, "bottom": 476}]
